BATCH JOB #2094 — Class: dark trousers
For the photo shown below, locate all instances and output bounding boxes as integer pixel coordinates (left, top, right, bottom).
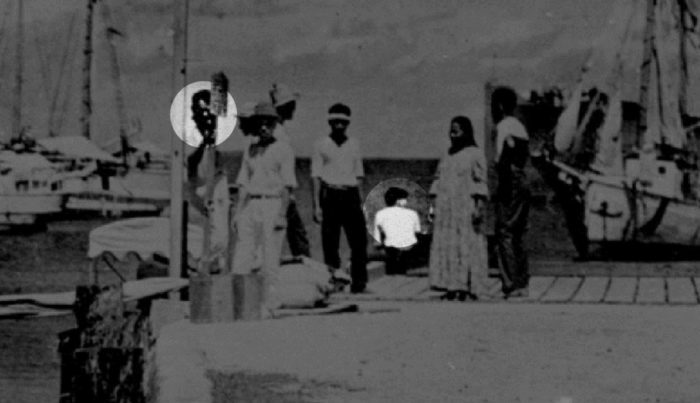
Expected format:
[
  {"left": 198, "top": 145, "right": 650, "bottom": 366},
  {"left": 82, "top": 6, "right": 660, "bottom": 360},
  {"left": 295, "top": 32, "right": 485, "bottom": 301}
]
[
  {"left": 495, "top": 179, "right": 531, "bottom": 292},
  {"left": 320, "top": 185, "right": 368, "bottom": 289},
  {"left": 384, "top": 246, "right": 411, "bottom": 275},
  {"left": 286, "top": 199, "right": 310, "bottom": 257}
]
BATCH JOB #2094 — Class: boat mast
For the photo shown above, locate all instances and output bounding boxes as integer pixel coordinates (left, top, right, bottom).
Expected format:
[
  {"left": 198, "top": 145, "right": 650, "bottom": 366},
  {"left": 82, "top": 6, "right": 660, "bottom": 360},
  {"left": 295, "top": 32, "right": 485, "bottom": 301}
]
[
  {"left": 638, "top": 0, "right": 656, "bottom": 144},
  {"left": 12, "top": 0, "right": 23, "bottom": 138},
  {"left": 81, "top": 0, "right": 95, "bottom": 139},
  {"left": 99, "top": 1, "right": 129, "bottom": 165}
]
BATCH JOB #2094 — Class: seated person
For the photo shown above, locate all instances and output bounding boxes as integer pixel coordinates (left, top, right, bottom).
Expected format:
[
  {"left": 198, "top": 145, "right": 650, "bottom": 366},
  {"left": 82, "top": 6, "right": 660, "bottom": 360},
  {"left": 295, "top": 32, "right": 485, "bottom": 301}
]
[{"left": 373, "top": 187, "right": 421, "bottom": 275}]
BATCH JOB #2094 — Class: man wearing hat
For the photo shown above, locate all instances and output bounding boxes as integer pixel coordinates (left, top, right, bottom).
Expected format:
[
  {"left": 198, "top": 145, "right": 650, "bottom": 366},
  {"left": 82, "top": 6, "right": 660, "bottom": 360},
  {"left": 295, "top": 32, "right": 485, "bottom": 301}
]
[
  {"left": 233, "top": 102, "right": 297, "bottom": 312},
  {"left": 311, "top": 103, "right": 368, "bottom": 293},
  {"left": 269, "top": 83, "right": 311, "bottom": 259}
]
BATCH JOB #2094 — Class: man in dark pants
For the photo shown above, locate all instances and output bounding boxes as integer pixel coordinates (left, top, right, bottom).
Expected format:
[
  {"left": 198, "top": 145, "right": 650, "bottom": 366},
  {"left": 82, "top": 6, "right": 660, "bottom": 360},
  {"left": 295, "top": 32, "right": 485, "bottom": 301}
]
[
  {"left": 492, "top": 86, "right": 531, "bottom": 298},
  {"left": 270, "top": 83, "right": 311, "bottom": 258},
  {"left": 311, "top": 103, "right": 367, "bottom": 293}
]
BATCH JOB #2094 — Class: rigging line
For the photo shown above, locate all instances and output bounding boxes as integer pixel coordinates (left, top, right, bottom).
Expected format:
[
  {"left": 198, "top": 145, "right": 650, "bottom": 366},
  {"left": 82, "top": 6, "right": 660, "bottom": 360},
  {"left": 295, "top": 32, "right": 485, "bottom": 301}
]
[
  {"left": 48, "top": 12, "right": 78, "bottom": 136},
  {"left": 55, "top": 21, "right": 80, "bottom": 136}
]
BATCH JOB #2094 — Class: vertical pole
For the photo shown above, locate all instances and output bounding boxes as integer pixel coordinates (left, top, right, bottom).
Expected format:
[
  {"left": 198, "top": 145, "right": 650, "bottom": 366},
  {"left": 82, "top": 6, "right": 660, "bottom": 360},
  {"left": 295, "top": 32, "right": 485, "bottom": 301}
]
[
  {"left": 678, "top": 0, "right": 688, "bottom": 118},
  {"left": 99, "top": 0, "right": 130, "bottom": 165},
  {"left": 12, "top": 0, "right": 23, "bottom": 138},
  {"left": 169, "top": 0, "right": 188, "bottom": 285},
  {"left": 638, "top": 0, "right": 656, "bottom": 144},
  {"left": 81, "top": 0, "right": 94, "bottom": 139}
]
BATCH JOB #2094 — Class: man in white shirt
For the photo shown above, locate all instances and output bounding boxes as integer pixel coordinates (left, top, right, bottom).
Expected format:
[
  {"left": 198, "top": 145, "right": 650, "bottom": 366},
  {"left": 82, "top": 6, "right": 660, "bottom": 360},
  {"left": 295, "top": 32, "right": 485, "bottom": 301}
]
[
  {"left": 233, "top": 102, "right": 297, "bottom": 312},
  {"left": 373, "top": 187, "right": 421, "bottom": 275},
  {"left": 269, "top": 83, "right": 310, "bottom": 259},
  {"left": 311, "top": 103, "right": 368, "bottom": 293}
]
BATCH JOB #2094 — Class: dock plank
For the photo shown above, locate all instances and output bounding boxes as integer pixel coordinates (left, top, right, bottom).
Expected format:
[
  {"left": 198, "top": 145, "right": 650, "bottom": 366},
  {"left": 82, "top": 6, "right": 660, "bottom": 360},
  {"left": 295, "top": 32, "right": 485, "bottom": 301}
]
[
  {"left": 528, "top": 277, "right": 556, "bottom": 301},
  {"left": 667, "top": 278, "right": 697, "bottom": 304},
  {"left": 636, "top": 278, "right": 666, "bottom": 304},
  {"left": 540, "top": 277, "right": 583, "bottom": 302},
  {"left": 604, "top": 277, "right": 637, "bottom": 303},
  {"left": 571, "top": 277, "right": 609, "bottom": 303}
]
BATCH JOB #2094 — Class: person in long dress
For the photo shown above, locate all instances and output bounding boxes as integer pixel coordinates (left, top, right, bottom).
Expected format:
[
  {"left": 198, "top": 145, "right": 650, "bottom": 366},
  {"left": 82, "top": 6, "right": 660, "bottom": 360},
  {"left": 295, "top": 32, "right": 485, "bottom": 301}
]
[{"left": 429, "top": 116, "right": 492, "bottom": 301}]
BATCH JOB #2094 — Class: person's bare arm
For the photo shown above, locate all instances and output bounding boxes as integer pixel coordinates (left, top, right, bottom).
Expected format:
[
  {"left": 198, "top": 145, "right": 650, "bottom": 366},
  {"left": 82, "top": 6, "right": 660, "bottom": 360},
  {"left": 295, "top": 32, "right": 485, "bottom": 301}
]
[{"left": 312, "top": 177, "right": 322, "bottom": 224}]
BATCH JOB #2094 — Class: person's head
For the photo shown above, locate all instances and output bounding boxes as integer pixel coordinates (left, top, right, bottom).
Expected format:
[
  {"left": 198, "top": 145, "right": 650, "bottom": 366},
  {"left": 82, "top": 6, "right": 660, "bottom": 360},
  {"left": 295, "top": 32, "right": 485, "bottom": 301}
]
[
  {"left": 384, "top": 187, "right": 409, "bottom": 207},
  {"left": 449, "top": 115, "right": 476, "bottom": 154},
  {"left": 270, "top": 83, "right": 299, "bottom": 122},
  {"left": 237, "top": 102, "right": 257, "bottom": 136},
  {"left": 251, "top": 102, "right": 279, "bottom": 142},
  {"left": 191, "top": 89, "right": 215, "bottom": 137},
  {"left": 328, "top": 103, "right": 351, "bottom": 135},
  {"left": 491, "top": 86, "right": 518, "bottom": 122}
]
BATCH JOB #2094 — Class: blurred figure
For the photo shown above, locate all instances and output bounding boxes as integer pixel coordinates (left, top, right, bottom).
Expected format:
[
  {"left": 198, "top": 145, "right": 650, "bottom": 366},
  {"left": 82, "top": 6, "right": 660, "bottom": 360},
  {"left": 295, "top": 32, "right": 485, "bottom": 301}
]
[
  {"left": 270, "top": 83, "right": 311, "bottom": 259},
  {"left": 429, "top": 116, "right": 491, "bottom": 301},
  {"left": 491, "top": 86, "right": 531, "bottom": 298}
]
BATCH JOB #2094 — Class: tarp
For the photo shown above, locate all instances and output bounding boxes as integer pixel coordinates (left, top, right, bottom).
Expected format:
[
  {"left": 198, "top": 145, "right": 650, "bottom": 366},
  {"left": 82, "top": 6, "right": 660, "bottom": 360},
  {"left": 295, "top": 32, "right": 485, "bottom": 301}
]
[
  {"left": 0, "top": 151, "right": 55, "bottom": 170},
  {"left": 88, "top": 217, "right": 204, "bottom": 260},
  {"left": 38, "top": 136, "right": 120, "bottom": 163}
]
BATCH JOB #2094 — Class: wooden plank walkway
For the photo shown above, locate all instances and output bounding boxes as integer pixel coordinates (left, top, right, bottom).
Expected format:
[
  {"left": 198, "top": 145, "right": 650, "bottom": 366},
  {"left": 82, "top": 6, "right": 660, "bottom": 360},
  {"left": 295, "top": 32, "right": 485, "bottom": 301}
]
[{"left": 337, "top": 274, "right": 700, "bottom": 306}]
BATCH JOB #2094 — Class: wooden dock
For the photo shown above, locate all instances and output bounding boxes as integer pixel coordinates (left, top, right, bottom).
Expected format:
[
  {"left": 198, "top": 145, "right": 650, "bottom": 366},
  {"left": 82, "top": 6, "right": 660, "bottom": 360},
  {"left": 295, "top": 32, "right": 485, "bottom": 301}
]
[{"left": 335, "top": 261, "right": 700, "bottom": 305}]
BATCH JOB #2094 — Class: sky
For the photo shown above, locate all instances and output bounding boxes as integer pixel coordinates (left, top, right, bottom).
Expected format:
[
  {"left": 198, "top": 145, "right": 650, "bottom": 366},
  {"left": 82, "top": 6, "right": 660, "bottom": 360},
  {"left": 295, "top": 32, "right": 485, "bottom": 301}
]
[{"left": 0, "top": 0, "right": 693, "bottom": 158}]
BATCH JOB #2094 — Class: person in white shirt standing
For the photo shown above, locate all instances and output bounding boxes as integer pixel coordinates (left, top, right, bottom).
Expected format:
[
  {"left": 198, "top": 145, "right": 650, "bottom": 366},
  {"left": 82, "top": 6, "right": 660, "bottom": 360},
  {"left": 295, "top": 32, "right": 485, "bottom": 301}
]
[
  {"left": 269, "top": 83, "right": 310, "bottom": 259},
  {"left": 311, "top": 103, "right": 368, "bottom": 293},
  {"left": 373, "top": 187, "right": 421, "bottom": 275}
]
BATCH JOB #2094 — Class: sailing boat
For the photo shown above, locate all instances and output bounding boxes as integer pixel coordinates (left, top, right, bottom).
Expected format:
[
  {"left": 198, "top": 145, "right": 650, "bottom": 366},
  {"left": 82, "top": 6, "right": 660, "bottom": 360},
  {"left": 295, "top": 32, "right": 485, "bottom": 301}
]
[
  {"left": 0, "top": 0, "right": 64, "bottom": 226},
  {"left": 525, "top": 0, "right": 700, "bottom": 257},
  {"left": 20, "top": 0, "right": 170, "bottom": 217}
]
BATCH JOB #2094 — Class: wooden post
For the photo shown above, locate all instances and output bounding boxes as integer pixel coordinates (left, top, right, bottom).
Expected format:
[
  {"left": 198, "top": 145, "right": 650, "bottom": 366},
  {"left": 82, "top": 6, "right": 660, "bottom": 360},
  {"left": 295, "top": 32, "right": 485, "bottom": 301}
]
[
  {"left": 58, "top": 284, "right": 156, "bottom": 403},
  {"left": 169, "top": 0, "right": 189, "bottom": 294}
]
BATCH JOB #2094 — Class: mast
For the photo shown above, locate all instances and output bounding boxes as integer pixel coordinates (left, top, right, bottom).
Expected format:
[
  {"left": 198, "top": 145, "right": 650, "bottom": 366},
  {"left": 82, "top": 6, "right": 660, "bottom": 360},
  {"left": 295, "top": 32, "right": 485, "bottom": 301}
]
[
  {"left": 99, "top": 1, "right": 129, "bottom": 164},
  {"left": 81, "top": 0, "right": 95, "bottom": 139},
  {"left": 638, "top": 0, "right": 656, "bottom": 143},
  {"left": 169, "top": 0, "right": 189, "bottom": 283},
  {"left": 12, "top": 0, "right": 23, "bottom": 138},
  {"left": 679, "top": 0, "right": 689, "bottom": 117}
]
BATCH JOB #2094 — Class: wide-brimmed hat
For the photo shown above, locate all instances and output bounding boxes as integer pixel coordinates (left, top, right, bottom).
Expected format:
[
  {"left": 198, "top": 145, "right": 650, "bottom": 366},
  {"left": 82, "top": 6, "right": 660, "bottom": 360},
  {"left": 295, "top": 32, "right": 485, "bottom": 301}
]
[
  {"left": 269, "top": 83, "right": 299, "bottom": 106},
  {"left": 253, "top": 102, "right": 279, "bottom": 119},
  {"left": 237, "top": 102, "right": 257, "bottom": 118}
]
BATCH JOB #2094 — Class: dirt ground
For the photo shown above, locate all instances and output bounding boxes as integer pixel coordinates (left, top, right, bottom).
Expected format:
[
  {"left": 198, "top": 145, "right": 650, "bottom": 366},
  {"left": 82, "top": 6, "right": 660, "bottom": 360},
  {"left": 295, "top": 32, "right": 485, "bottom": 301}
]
[{"left": 158, "top": 301, "right": 700, "bottom": 403}]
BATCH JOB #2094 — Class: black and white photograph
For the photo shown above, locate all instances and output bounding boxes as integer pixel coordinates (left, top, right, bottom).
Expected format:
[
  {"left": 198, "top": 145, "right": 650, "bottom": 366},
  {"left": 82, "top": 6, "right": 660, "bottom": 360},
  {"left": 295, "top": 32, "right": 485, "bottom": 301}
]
[{"left": 1, "top": 0, "right": 700, "bottom": 402}]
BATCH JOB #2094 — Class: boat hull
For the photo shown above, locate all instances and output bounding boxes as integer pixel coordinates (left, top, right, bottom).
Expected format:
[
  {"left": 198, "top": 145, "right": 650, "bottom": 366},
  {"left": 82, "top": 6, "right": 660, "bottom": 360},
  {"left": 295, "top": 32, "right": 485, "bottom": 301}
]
[
  {"left": 0, "top": 193, "right": 64, "bottom": 225},
  {"left": 585, "top": 180, "right": 700, "bottom": 246}
]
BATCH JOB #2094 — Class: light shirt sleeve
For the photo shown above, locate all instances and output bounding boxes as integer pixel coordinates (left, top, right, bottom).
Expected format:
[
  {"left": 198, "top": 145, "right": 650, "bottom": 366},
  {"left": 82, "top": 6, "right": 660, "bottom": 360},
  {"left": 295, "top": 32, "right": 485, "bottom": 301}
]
[
  {"left": 280, "top": 143, "right": 298, "bottom": 188},
  {"left": 353, "top": 139, "right": 364, "bottom": 178},
  {"left": 235, "top": 146, "right": 250, "bottom": 188},
  {"left": 471, "top": 151, "right": 489, "bottom": 197},
  {"left": 311, "top": 140, "right": 322, "bottom": 178},
  {"left": 373, "top": 211, "right": 383, "bottom": 244},
  {"left": 412, "top": 210, "right": 421, "bottom": 234}
]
